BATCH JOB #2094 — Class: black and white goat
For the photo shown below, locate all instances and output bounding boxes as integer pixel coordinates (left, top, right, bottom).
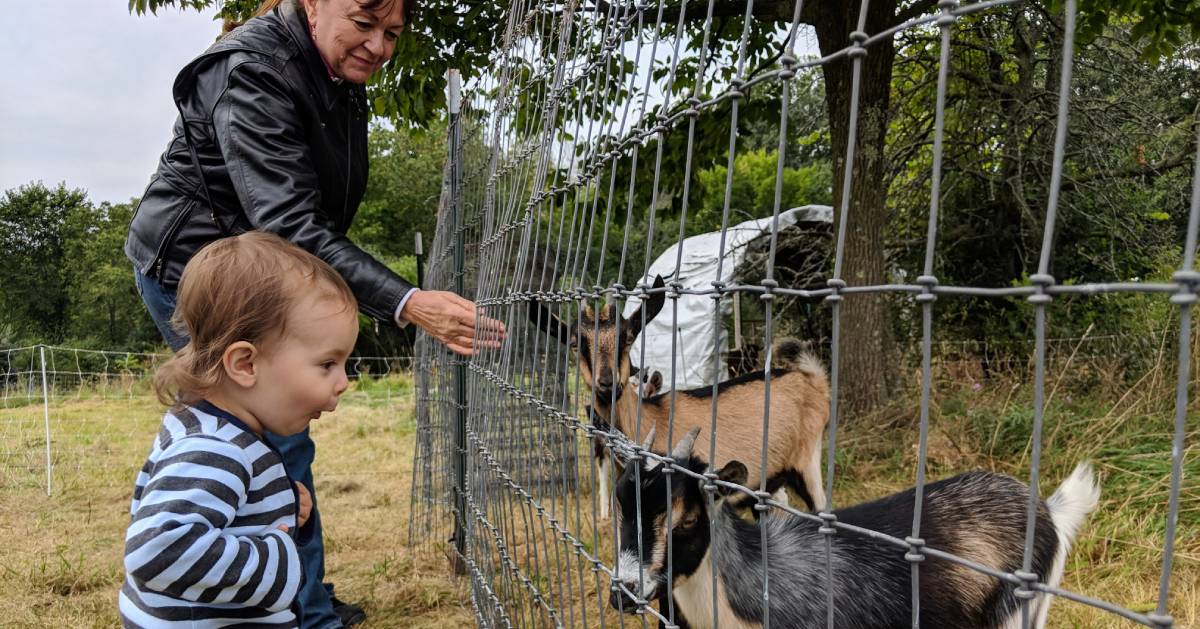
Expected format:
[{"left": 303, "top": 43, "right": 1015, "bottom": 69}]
[
  {"left": 529, "top": 277, "right": 830, "bottom": 517},
  {"left": 611, "top": 428, "right": 1100, "bottom": 629}
]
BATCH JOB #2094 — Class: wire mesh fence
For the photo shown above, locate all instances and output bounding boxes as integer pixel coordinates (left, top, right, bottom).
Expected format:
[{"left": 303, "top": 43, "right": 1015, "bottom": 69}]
[
  {"left": 0, "top": 344, "right": 414, "bottom": 495},
  {"left": 409, "top": 0, "right": 1198, "bottom": 627}
]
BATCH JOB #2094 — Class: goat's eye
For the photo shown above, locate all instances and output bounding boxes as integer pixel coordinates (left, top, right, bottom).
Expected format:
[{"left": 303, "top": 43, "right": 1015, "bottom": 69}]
[
  {"left": 568, "top": 335, "right": 578, "bottom": 350},
  {"left": 680, "top": 512, "right": 699, "bottom": 528}
]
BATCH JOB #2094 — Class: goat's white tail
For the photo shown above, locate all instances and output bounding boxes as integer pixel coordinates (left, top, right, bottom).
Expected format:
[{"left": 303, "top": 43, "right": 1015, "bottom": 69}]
[
  {"left": 774, "top": 338, "right": 827, "bottom": 383},
  {"left": 1032, "top": 462, "right": 1100, "bottom": 628}
]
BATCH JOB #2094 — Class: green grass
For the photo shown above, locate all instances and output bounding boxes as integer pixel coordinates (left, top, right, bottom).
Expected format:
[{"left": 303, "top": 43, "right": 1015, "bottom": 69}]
[{"left": 0, "top": 366, "right": 1195, "bottom": 628}]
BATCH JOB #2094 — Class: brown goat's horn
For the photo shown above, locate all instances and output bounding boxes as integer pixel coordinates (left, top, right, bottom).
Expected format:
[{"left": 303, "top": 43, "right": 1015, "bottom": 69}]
[
  {"left": 640, "top": 426, "right": 660, "bottom": 471},
  {"left": 670, "top": 427, "right": 702, "bottom": 461},
  {"left": 640, "top": 425, "right": 657, "bottom": 451}
]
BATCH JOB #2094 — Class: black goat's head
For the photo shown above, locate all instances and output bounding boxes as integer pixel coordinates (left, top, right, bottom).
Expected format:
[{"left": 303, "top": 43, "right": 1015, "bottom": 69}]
[
  {"left": 609, "top": 427, "right": 747, "bottom": 612},
  {"left": 528, "top": 276, "right": 666, "bottom": 407}
]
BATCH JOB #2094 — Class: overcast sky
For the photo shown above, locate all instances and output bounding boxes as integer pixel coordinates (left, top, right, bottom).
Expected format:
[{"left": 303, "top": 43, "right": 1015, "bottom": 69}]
[{"left": 1, "top": 2, "right": 222, "bottom": 204}]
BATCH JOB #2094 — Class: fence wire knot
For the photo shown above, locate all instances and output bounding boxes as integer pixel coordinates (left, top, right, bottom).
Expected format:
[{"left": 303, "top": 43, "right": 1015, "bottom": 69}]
[
  {"left": 825, "top": 277, "right": 846, "bottom": 303},
  {"left": 937, "top": 0, "right": 960, "bottom": 26},
  {"left": 818, "top": 511, "right": 838, "bottom": 536},
  {"left": 904, "top": 536, "right": 926, "bottom": 563},
  {"left": 701, "top": 471, "right": 719, "bottom": 493},
  {"left": 916, "top": 275, "right": 938, "bottom": 303},
  {"left": 1171, "top": 270, "right": 1199, "bottom": 305},
  {"left": 1028, "top": 273, "right": 1055, "bottom": 304},
  {"left": 752, "top": 489, "right": 774, "bottom": 512},
  {"left": 709, "top": 280, "right": 727, "bottom": 301},
  {"left": 779, "top": 54, "right": 797, "bottom": 79},
  {"left": 729, "top": 77, "right": 745, "bottom": 100},
  {"left": 848, "top": 31, "right": 869, "bottom": 59},
  {"left": 760, "top": 278, "right": 777, "bottom": 302},
  {"left": 1012, "top": 569, "right": 1039, "bottom": 600},
  {"left": 668, "top": 280, "right": 683, "bottom": 299}
]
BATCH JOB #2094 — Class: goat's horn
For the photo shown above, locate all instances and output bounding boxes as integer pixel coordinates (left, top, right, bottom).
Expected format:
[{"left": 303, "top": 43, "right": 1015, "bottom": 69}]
[
  {"left": 640, "top": 425, "right": 657, "bottom": 451},
  {"left": 670, "top": 427, "right": 702, "bottom": 461}
]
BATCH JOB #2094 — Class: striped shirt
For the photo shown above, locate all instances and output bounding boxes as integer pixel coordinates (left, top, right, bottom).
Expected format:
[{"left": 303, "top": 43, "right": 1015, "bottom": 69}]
[{"left": 119, "top": 401, "right": 302, "bottom": 628}]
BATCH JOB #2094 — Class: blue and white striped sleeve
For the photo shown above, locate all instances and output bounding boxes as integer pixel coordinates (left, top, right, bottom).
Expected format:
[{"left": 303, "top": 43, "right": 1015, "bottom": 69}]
[{"left": 123, "top": 436, "right": 301, "bottom": 612}]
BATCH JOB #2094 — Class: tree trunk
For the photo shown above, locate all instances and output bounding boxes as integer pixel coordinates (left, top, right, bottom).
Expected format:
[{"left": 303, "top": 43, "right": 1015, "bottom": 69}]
[{"left": 813, "top": 1, "right": 898, "bottom": 417}]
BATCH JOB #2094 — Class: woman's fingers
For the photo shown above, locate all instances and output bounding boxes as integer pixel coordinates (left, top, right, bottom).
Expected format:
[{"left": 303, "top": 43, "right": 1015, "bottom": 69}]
[
  {"left": 478, "top": 315, "right": 506, "bottom": 335},
  {"left": 406, "top": 290, "right": 508, "bottom": 353},
  {"left": 447, "top": 342, "right": 474, "bottom": 356},
  {"left": 451, "top": 310, "right": 505, "bottom": 342}
]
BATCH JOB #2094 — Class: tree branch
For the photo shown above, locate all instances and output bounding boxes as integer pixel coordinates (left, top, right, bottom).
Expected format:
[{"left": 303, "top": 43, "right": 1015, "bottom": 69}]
[
  {"left": 1060, "top": 146, "right": 1195, "bottom": 192},
  {"left": 892, "top": 0, "right": 940, "bottom": 28}
]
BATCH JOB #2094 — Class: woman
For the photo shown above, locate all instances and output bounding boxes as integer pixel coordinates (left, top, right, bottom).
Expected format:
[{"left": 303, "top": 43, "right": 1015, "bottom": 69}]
[{"left": 124, "top": 0, "right": 503, "bottom": 626}]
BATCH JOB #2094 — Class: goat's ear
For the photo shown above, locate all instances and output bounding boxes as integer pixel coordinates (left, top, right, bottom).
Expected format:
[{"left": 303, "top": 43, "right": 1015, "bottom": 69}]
[
  {"left": 528, "top": 301, "right": 573, "bottom": 346},
  {"left": 605, "top": 303, "right": 620, "bottom": 323},
  {"left": 715, "top": 460, "right": 748, "bottom": 496},
  {"left": 625, "top": 275, "right": 667, "bottom": 337}
]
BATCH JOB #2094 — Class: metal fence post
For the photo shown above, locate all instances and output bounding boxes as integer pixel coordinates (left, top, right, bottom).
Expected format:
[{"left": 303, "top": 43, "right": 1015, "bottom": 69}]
[
  {"left": 415, "top": 231, "right": 425, "bottom": 288},
  {"left": 40, "top": 344, "right": 52, "bottom": 496},
  {"left": 447, "top": 69, "right": 469, "bottom": 574}
]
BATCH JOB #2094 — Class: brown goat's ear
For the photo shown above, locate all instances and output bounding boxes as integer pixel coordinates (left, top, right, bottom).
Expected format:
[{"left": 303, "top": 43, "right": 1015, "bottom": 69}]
[
  {"left": 625, "top": 275, "right": 667, "bottom": 337},
  {"left": 605, "top": 303, "right": 620, "bottom": 323},
  {"left": 528, "top": 301, "right": 573, "bottom": 346},
  {"left": 715, "top": 461, "right": 748, "bottom": 496}
]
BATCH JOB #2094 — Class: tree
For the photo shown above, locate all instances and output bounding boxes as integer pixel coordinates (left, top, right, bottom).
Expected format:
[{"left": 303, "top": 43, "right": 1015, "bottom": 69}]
[
  {"left": 886, "top": 5, "right": 1198, "bottom": 352},
  {"left": 1074, "top": 0, "right": 1200, "bottom": 63},
  {"left": 63, "top": 200, "right": 163, "bottom": 348},
  {"left": 349, "top": 120, "right": 448, "bottom": 259},
  {"left": 0, "top": 183, "right": 161, "bottom": 349},
  {"left": 0, "top": 183, "right": 89, "bottom": 344}
]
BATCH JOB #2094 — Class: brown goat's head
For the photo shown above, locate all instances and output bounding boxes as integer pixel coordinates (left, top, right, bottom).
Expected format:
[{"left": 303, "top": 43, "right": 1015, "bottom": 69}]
[{"left": 529, "top": 276, "right": 666, "bottom": 409}]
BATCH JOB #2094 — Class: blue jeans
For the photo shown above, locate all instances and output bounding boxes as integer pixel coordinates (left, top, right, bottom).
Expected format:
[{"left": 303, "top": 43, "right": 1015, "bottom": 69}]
[{"left": 135, "top": 268, "right": 343, "bottom": 629}]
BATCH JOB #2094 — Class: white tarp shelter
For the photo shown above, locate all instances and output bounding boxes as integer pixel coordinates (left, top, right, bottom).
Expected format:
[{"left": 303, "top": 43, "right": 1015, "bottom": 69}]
[{"left": 623, "top": 205, "right": 832, "bottom": 391}]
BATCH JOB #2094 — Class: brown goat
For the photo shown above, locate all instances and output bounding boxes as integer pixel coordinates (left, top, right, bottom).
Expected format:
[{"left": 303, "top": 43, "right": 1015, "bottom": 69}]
[
  {"left": 530, "top": 277, "right": 830, "bottom": 512},
  {"left": 586, "top": 368, "right": 664, "bottom": 521}
]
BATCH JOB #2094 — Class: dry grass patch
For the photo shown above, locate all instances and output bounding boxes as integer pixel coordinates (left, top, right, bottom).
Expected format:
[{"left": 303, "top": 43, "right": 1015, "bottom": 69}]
[
  {"left": 0, "top": 366, "right": 1194, "bottom": 628},
  {"left": 0, "top": 378, "right": 473, "bottom": 628}
]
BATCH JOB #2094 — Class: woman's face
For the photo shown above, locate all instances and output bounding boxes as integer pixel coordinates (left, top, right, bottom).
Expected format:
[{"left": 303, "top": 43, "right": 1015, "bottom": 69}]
[{"left": 302, "top": 0, "right": 407, "bottom": 84}]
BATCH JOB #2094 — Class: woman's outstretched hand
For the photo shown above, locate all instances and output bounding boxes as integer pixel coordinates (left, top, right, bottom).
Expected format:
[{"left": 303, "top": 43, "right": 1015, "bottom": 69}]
[{"left": 401, "top": 290, "right": 507, "bottom": 356}]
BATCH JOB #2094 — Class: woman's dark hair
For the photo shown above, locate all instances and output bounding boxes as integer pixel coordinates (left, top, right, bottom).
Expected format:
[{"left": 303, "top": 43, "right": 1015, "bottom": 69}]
[{"left": 223, "top": 0, "right": 416, "bottom": 35}]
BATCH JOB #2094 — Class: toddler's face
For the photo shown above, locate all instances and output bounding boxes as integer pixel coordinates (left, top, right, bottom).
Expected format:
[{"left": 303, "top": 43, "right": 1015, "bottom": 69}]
[{"left": 249, "top": 292, "right": 359, "bottom": 436}]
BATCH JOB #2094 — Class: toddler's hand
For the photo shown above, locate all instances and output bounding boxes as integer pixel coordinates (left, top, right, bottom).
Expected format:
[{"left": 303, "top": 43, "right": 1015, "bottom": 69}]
[{"left": 295, "top": 482, "right": 313, "bottom": 528}]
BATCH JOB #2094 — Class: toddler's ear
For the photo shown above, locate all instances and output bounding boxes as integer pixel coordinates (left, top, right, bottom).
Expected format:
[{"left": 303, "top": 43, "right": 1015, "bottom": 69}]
[{"left": 222, "top": 341, "right": 259, "bottom": 387}]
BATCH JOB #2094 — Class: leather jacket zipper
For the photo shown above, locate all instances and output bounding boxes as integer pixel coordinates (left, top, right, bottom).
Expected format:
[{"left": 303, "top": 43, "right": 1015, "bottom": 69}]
[
  {"left": 343, "top": 91, "right": 355, "bottom": 222},
  {"left": 151, "top": 201, "right": 193, "bottom": 279}
]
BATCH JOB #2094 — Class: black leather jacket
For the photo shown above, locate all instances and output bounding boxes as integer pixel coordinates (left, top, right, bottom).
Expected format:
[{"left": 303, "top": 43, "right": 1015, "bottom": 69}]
[{"left": 125, "top": 0, "right": 414, "bottom": 324}]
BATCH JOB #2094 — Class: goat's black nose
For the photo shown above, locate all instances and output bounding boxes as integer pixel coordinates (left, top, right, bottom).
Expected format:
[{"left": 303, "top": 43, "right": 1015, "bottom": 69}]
[
  {"left": 609, "top": 587, "right": 639, "bottom": 613},
  {"left": 593, "top": 383, "right": 622, "bottom": 404}
]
